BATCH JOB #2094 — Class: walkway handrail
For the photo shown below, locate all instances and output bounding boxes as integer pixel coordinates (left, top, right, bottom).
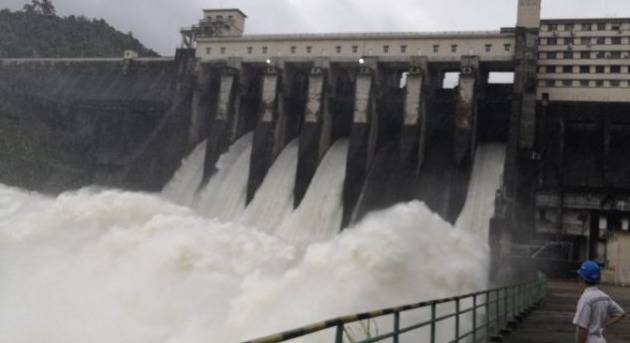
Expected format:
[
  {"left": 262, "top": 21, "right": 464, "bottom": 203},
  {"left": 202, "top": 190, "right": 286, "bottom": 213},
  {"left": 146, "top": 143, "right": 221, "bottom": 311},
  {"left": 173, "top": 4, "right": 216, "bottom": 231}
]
[{"left": 241, "top": 278, "right": 547, "bottom": 343}]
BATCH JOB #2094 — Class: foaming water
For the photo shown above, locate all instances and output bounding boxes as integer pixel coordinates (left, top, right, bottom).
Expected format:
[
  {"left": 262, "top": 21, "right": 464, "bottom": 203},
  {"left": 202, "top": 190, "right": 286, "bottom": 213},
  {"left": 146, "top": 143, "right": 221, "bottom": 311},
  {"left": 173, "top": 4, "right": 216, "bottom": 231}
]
[
  {"left": 239, "top": 139, "right": 298, "bottom": 232},
  {"left": 0, "top": 184, "right": 487, "bottom": 343},
  {"left": 275, "top": 140, "right": 348, "bottom": 245},
  {"left": 161, "top": 140, "right": 207, "bottom": 206},
  {"left": 455, "top": 143, "right": 506, "bottom": 241},
  {"left": 195, "top": 133, "right": 253, "bottom": 221}
]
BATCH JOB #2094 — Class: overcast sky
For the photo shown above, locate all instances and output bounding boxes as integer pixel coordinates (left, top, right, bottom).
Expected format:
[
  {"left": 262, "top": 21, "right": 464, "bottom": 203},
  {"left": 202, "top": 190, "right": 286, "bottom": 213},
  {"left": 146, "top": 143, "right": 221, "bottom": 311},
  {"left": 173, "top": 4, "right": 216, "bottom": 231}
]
[{"left": 4, "top": 0, "right": 630, "bottom": 55}]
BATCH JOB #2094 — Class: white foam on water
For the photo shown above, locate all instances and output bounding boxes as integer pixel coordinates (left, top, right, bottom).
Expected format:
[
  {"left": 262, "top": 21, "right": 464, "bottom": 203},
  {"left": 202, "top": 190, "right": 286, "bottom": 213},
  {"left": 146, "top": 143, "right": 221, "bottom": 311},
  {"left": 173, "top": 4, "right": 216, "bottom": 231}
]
[
  {"left": 275, "top": 139, "right": 348, "bottom": 245},
  {"left": 456, "top": 143, "right": 506, "bottom": 241},
  {"left": 161, "top": 140, "right": 207, "bottom": 207},
  {"left": 194, "top": 133, "right": 253, "bottom": 221},
  {"left": 239, "top": 139, "right": 298, "bottom": 233}
]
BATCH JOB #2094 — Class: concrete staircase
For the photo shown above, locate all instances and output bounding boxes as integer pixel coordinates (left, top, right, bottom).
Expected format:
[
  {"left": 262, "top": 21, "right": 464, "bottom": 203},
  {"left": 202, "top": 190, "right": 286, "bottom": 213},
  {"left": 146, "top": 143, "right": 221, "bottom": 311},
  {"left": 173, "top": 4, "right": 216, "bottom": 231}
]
[{"left": 505, "top": 281, "right": 630, "bottom": 343}]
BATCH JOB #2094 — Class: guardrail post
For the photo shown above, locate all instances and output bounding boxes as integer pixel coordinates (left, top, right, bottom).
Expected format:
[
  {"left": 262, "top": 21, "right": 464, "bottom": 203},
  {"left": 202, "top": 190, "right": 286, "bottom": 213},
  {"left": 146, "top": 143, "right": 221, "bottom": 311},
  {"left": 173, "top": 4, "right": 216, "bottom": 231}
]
[
  {"left": 393, "top": 311, "right": 400, "bottom": 343},
  {"left": 496, "top": 289, "right": 500, "bottom": 333},
  {"left": 485, "top": 291, "right": 490, "bottom": 341},
  {"left": 472, "top": 294, "right": 477, "bottom": 342},
  {"left": 335, "top": 323, "right": 344, "bottom": 343},
  {"left": 431, "top": 302, "right": 436, "bottom": 343},
  {"left": 455, "top": 298, "right": 460, "bottom": 343}
]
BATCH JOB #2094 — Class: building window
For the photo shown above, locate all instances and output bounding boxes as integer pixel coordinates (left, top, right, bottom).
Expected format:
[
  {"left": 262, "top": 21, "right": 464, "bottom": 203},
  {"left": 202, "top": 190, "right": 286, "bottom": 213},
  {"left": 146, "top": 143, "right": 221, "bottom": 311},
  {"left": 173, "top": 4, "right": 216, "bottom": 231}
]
[
  {"left": 206, "top": 47, "right": 212, "bottom": 55},
  {"left": 596, "top": 37, "right": 606, "bottom": 45},
  {"left": 580, "top": 65, "right": 590, "bottom": 73},
  {"left": 596, "top": 51, "right": 606, "bottom": 58},
  {"left": 220, "top": 47, "right": 226, "bottom": 54},
  {"left": 565, "top": 24, "right": 575, "bottom": 31},
  {"left": 352, "top": 46, "right": 358, "bottom": 54},
  {"left": 546, "top": 79, "right": 556, "bottom": 87},
  {"left": 451, "top": 44, "right": 458, "bottom": 53},
  {"left": 580, "top": 51, "right": 590, "bottom": 59},
  {"left": 581, "top": 37, "right": 591, "bottom": 45},
  {"left": 336, "top": 46, "right": 342, "bottom": 54},
  {"left": 596, "top": 80, "right": 604, "bottom": 86},
  {"left": 580, "top": 80, "right": 590, "bottom": 87},
  {"left": 400, "top": 45, "right": 407, "bottom": 53},
  {"left": 612, "top": 37, "right": 622, "bottom": 45},
  {"left": 549, "top": 24, "right": 558, "bottom": 31},
  {"left": 539, "top": 52, "right": 546, "bottom": 59},
  {"left": 546, "top": 66, "right": 556, "bottom": 73},
  {"left": 306, "top": 46, "right": 312, "bottom": 54},
  {"left": 612, "top": 24, "right": 621, "bottom": 31},
  {"left": 548, "top": 52, "right": 557, "bottom": 59},
  {"left": 562, "top": 79, "right": 572, "bottom": 86},
  {"left": 504, "top": 44, "right": 511, "bottom": 52},
  {"left": 290, "top": 46, "right": 296, "bottom": 54},
  {"left": 247, "top": 46, "right": 253, "bottom": 54},
  {"left": 597, "top": 23, "right": 607, "bottom": 31},
  {"left": 433, "top": 44, "right": 440, "bottom": 53},
  {"left": 582, "top": 23, "right": 592, "bottom": 31},
  {"left": 610, "top": 51, "right": 622, "bottom": 58},
  {"left": 611, "top": 80, "right": 621, "bottom": 87},
  {"left": 564, "top": 37, "right": 574, "bottom": 45},
  {"left": 548, "top": 38, "right": 558, "bottom": 45},
  {"left": 262, "top": 46, "right": 268, "bottom": 54},
  {"left": 596, "top": 65, "right": 605, "bottom": 73},
  {"left": 485, "top": 44, "right": 492, "bottom": 52},
  {"left": 611, "top": 65, "right": 621, "bottom": 73},
  {"left": 564, "top": 51, "right": 573, "bottom": 59},
  {"left": 383, "top": 45, "right": 390, "bottom": 53},
  {"left": 562, "top": 66, "right": 573, "bottom": 73}
]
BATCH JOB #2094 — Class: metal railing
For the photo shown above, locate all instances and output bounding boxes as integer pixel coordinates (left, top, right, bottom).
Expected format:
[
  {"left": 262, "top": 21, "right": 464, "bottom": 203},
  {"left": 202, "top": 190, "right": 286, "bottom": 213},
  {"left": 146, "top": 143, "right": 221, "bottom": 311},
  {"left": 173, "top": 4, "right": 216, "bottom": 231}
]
[{"left": 241, "top": 278, "right": 547, "bottom": 343}]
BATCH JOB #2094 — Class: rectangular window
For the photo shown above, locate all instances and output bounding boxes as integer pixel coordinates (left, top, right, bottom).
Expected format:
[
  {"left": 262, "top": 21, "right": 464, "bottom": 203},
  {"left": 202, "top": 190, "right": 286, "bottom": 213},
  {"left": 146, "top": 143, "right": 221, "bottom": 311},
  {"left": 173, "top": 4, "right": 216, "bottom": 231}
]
[
  {"left": 383, "top": 45, "right": 390, "bottom": 53},
  {"left": 546, "top": 79, "right": 556, "bottom": 87},
  {"left": 220, "top": 47, "right": 226, "bottom": 54},
  {"left": 451, "top": 44, "right": 458, "bottom": 53},
  {"left": 564, "top": 51, "right": 573, "bottom": 59},
  {"left": 598, "top": 23, "right": 607, "bottom": 30},
  {"left": 596, "top": 66, "right": 605, "bottom": 73},
  {"left": 610, "top": 51, "right": 621, "bottom": 58},
  {"left": 596, "top": 51, "right": 606, "bottom": 58},
  {"left": 563, "top": 66, "right": 573, "bottom": 73},
  {"left": 611, "top": 80, "right": 620, "bottom": 87},
  {"left": 547, "top": 52, "right": 557, "bottom": 59},
  {"left": 306, "top": 46, "right": 312, "bottom": 54},
  {"left": 612, "top": 24, "right": 620, "bottom": 31},
  {"left": 582, "top": 23, "right": 592, "bottom": 31},
  {"left": 581, "top": 37, "right": 591, "bottom": 45},
  {"left": 580, "top": 51, "right": 590, "bottom": 59},
  {"left": 612, "top": 37, "right": 622, "bottom": 44},
  {"left": 433, "top": 44, "right": 440, "bottom": 53},
  {"left": 546, "top": 66, "right": 556, "bottom": 73},
  {"left": 611, "top": 65, "right": 621, "bottom": 73},
  {"left": 336, "top": 46, "right": 342, "bottom": 54},
  {"left": 247, "top": 46, "right": 253, "bottom": 54},
  {"left": 580, "top": 80, "right": 590, "bottom": 87},
  {"left": 400, "top": 45, "right": 407, "bottom": 53},
  {"left": 596, "top": 37, "right": 606, "bottom": 45},
  {"left": 564, "top": 37, "right": 574, "bottom": 45},
  {"left": 291, "top": 46, "right": 296, "bottom": 54},
  {"left": 596, "top": 80, "right": 604, "bottom": 86},
  {"left": 262, "top": 46, "right": 268, "bottom": 54},
  {"left": 548, "top": 38, "right": 558, "bottom": 45},
  {"left": 580, "top": 65, "right": 590, "bottom": 73},
  {"left": 562, "top": 79, "right": 572, "bottom": 86},
  {"left": 352, "top": 46, "right": 358, "bottom": 54},
  {"left": 504, "top": 44, "right": 511, "bottom": 52},
  {"left": 549, "top": 24, "right": 558, "bottom": 31},
  {"left": 565, "top": 24, "right": 575, "bottom": 31},
  {"left": 206, "top": 47, "right": 212, "bottom": 55},
  {"left": 485, "top": 44, "right": 492, "bottom": 52}
]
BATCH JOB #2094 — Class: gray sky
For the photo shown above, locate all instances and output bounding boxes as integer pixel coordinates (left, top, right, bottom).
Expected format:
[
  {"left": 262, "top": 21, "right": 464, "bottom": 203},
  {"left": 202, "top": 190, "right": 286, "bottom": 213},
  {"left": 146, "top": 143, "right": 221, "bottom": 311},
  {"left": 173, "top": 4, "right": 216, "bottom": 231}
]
[{"left": 4, "top": 0, "right": 630, "bottom": 56}]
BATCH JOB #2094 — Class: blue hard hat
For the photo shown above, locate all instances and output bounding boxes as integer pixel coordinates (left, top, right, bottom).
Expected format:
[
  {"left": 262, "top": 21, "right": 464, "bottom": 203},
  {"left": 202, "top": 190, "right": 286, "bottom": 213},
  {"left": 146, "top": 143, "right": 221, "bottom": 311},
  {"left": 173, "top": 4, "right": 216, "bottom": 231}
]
[{"left": 577, "top": 261, "right": 601, "bottom": 283}]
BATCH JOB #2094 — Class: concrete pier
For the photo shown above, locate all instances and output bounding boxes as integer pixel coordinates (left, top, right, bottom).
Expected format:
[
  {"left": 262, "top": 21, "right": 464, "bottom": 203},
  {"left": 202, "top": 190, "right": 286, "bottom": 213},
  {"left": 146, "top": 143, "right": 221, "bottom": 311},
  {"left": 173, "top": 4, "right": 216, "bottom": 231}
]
[
  {"left": 295, "top": 61, "right": 330, "bottom": 207},
  {"left": 453, "top": 56, "right": 479, "bottom": 166},
  {"left": 401, "top": 58, "right": 428, "bottom": 173},
  {"left": 342, "top": 64, "right": 377, "bottom": 228},
  {"left": 247, "top": 65, "right": 282, "bottom": 203},
  {"left": 187, "top": 62, "right": 213, "bottom": 148}
]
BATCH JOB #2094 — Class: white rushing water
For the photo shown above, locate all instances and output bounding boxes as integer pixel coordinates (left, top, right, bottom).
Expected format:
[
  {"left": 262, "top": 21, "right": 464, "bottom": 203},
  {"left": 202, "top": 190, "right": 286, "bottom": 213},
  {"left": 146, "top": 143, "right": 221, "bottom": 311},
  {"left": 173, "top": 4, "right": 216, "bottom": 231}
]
[
  {"left": 0, "top": 140, "right": 506, "bottom": 343},
  {"left": 275, "top": 140, "right": 348, "bottom": 245},
  {"left": 455, "top": 143, "right": 506, "bottom": 241},
  {"left": 161, "top": 140, "right": 207, "bottom": 207},
  {"left": 239, "top": 139, "right": 298, "bottom": 233},
  {"left": 195, "top": 133, "right": 253, "bottom": 221}
]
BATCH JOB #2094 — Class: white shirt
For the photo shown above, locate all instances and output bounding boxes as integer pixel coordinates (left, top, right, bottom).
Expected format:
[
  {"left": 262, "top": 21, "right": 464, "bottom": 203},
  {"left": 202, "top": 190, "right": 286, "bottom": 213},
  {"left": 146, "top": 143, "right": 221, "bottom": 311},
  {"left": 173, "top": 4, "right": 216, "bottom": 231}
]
[{"left": 573, "top": 286, "right": 625, "bottom": 343}]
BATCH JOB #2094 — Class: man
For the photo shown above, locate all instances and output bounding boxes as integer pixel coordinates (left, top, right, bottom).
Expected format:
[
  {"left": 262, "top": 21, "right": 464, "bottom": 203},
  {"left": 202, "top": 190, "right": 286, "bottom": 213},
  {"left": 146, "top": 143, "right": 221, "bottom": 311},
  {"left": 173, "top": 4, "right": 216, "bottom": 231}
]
[{"left": 573, "top": 261, "right": 626, "bottom": 343}]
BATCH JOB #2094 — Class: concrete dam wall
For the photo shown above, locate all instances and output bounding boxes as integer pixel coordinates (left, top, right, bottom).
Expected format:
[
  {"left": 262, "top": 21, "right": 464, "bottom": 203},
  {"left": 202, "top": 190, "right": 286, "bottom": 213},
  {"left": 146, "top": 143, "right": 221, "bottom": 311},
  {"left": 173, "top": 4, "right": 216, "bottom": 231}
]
[{"left": 0, "top": 51, "right": 195, "bottom": 193}]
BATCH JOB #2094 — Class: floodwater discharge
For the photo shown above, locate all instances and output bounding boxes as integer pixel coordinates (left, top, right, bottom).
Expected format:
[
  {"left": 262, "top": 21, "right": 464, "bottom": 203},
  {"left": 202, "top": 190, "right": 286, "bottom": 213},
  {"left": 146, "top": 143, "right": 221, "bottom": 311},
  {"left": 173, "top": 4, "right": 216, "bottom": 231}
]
[{"left": 0, "top": 139, "right": 506, "bottom": 343}]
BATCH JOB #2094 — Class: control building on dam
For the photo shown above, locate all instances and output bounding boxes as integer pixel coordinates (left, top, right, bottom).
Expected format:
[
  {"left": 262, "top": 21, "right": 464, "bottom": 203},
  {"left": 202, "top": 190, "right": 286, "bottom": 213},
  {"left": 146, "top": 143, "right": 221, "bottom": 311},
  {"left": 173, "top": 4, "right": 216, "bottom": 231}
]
[{"left": 1, "top": 0, "right": 630, "bottom": 280}]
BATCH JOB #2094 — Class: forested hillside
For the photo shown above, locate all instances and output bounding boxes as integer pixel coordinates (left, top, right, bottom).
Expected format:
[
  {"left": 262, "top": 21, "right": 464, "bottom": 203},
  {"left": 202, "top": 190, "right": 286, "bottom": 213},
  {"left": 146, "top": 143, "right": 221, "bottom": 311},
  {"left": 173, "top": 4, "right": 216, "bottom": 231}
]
[{"left": 0, "top": 0, "right": 158, "bottom": 58}]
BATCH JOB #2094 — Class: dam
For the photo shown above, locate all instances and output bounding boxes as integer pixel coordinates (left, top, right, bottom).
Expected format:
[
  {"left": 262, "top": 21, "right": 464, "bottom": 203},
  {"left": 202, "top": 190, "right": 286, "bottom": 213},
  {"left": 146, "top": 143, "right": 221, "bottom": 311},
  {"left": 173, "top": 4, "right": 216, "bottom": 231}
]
[{"left": 1, "top": 0, "right": 629, "bottom": 342}]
